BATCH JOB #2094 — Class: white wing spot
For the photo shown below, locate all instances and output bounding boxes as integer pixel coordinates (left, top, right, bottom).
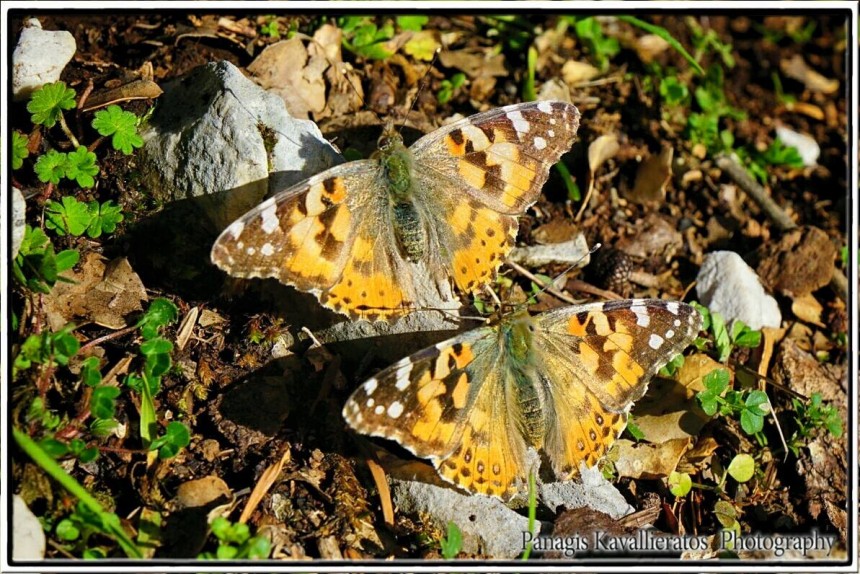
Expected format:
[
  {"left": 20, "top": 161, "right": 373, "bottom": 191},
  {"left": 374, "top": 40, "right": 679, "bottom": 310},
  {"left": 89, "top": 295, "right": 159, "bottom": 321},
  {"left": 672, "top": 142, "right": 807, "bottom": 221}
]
[
  {"left": 648, "top": 334, "right": 665, "bottom": 350},
  {"left": 387, "top": 401, "right": 404, "bottom": 419},
  {"left": 537, "top": 101, "right": 553, "bottom": 113},
  {"left": 674, "top": 319, "right": 682, "bottom": 327},
  {"left": 260, "top": 243, "right": 275, "bottom": 256},
  {"left": 260, "top": 201, "right": 280, "bottom": 234},
  {"left": 548, "top": 129, "right": 555, "bottom": 137},
  {"left": 665, "top": 329, "right": 675, "bottom": 339},
  {"left": 374, "top": 405, "right": 384, "bottom": 415},
  {"left": 507, "top": 110, "right": 530, "bottom": 134},
  {"left": 365, "top": 378, "right": 378, "bottom": 396},
  {"left": 394, "top": 364, "right": 412, "bottom": 390},
  {"left": 365, "top": 398, "right": 374, "bottom": 408},
  {"left": 246, "top": 247, "right": 256, "bottom": 255},
  {"left": 631, "top": 304, "right": 650, "bottom": 327},
  {"left": 550, "top": 118, "right": 557, "bottom": 125},
  {"left": 227, "top": 219, "right": 245, "bottom": 239},
  {"left": 533, "top": 136, "right": 547, "bottom": 150},
  {"left": 666, "top": 301, "right": 680, "bottom": 315}
]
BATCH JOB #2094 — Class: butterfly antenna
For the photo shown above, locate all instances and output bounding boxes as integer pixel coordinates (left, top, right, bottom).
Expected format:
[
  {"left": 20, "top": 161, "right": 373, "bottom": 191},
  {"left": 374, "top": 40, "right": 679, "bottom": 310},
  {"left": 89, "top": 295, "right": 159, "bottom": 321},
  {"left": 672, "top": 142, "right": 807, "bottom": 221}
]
[
  {"left": 509, "top": 242, "right": 602, "bottom": 310},
  {"left": 397, "top": 47, "right": 441, "bottom": 135}
]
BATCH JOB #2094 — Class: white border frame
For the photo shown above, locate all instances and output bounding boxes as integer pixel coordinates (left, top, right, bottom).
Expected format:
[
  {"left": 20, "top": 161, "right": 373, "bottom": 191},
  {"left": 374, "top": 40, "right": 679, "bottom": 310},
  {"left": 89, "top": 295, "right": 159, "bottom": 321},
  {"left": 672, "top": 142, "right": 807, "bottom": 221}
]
[{"left": 1, "top": 2, "right": 856, "bottom": 573}]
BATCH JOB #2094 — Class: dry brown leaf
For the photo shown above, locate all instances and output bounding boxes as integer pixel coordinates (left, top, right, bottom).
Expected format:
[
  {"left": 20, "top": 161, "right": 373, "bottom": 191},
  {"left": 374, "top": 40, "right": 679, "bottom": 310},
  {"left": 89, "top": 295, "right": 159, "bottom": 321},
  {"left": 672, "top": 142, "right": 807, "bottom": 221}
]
[
  {"left": 780, "top": 54, "right": 839, "bottom": 94},
  {"left": 439, "top": 48, "right": 507, "bottom": 79},
  {"left": 633, "top": 353, "right": 725, "bottom": 442},
  {"left": 587, "top": 134, "right": 620, "bottom": 174},
  {"left": 562, "top": 60, "right": 600, "bottom": 86},
  {"left": 176, "top": 306, "right": 200, "bottom": 351},
  {"left": 791, "top": 292, "right": 825, "bottom": 327},
  {"left": 677, "top": 436, "right": 721, "bottom": 473},
  {"left": 81, "top": 79, "right": 163, "bottom": 112},
  {"left": 247, "top": 37, "right": 327, "bottom": 118},
  {"left": 613, "top": 438, "right": 690, "bottom": 479},
  {"left": 174, "top": 476, "right": 233, "bottom": 510},
  {"left": 45, "top": 253, "right": 147, "bottom": 331},
  {"left": 628, "top": 145, "right": 673, "bottom": 205}
]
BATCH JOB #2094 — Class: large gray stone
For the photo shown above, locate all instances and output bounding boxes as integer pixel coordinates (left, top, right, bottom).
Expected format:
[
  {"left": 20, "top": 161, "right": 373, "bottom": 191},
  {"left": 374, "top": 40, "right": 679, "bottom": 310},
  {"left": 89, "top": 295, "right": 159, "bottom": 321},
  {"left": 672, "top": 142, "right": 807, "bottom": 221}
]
[{"left": 140, "top": 60, "right": 343, "bottom": 231}]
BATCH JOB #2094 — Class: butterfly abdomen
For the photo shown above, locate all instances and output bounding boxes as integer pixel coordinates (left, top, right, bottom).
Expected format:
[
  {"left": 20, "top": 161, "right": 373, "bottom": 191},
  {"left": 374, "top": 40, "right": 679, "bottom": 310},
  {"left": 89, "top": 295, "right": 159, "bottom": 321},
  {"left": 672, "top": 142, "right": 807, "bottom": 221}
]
[
  {"left": 391, "top": 201, "right": 426, "bottom": 262},
  {"left": 504, "top": 315, "right": 547, "bottom": 447},
  {"left": 377, "top": 133, "right": 427, "bottom": 262}
]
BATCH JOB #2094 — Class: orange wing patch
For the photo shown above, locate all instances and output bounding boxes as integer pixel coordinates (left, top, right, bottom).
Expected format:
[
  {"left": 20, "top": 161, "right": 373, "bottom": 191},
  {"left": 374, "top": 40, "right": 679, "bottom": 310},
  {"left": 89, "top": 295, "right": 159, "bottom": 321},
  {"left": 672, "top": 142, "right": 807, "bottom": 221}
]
[
  {"left": 446, "top": 199, "right": 518, "bottom": 293},
  {"left": 434, "top": 370, "right": 530, "bottom": 500}
]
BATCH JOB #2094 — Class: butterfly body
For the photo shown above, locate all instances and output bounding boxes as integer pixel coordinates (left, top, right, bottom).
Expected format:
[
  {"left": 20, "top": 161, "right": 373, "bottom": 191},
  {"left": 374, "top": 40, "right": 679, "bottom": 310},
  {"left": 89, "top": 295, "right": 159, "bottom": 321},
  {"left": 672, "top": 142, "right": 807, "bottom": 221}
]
[
  {"left": 212, "top": 101, "right": 581, "bottom": 321},
  {"left": 343, "top": 299, "right": 702, "bottom": 500}
]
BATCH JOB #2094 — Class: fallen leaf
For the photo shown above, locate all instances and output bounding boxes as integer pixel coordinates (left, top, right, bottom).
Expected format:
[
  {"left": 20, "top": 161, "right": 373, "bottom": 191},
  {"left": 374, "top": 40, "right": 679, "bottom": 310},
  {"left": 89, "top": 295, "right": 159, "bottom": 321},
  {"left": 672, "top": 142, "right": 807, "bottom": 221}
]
[
  {"left": 403, "top": 30, "right": 440, "bottom": 61},
  {"left": 439, "top": 48, "right": 507, "bottom": 79},
  {"left": 780, "top": 54, "right": 839, "bottom": 94},
  {"left": 613, "top": 438, "right": 690, "bottom": 479},
  {"left": 587, "top": 134, "right": 620, "bottom": 174},
  {"left": 45, "top": 253, "right": 147, "bottom": 331},
  {"left": 80, "top": 79, "right": 163, "bottom": 112},
  {"left": 627, "top": 145, "right": 673, "bottom": 205},
  {"left": 247, "top": 37, "right": 327, "bottom": 118},
  {"left": 174, "top": 476, "right": 233, "bottom": 510},
  {"left": 791, "top": 292, "right": 825, "bottom": 327},
  {"left": 632, "top": 353, "right": 724, "bottom": 442},
  {"left": 562, "top": 60, "right": 600, "bottom": 85}
]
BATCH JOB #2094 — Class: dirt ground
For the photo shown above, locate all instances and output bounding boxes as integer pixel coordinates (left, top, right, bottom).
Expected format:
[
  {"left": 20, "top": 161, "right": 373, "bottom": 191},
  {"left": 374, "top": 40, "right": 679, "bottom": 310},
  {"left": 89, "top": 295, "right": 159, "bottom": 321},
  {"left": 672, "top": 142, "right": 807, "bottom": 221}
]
[{"left": 8, "top": 10, "right": 851, "bottom": 563}]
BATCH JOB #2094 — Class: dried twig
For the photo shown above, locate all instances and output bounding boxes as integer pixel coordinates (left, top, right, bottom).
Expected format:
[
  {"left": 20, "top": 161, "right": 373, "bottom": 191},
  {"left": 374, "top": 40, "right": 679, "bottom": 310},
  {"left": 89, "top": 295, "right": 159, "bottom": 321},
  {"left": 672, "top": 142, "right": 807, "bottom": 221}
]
[{"left": 715, "top": 152, "right": 797, "bottom": 232}]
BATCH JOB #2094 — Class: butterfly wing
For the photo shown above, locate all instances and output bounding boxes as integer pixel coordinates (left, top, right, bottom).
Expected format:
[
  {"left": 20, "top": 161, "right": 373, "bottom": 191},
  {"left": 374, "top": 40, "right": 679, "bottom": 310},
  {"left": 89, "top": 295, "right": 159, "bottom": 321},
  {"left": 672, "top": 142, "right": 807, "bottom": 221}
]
[
  {"left": 343, "top": 325, "right": 531, "bottom": 500},
  {"left": 211, "top": 162, "right": 423, "bottom": 321},
  {"left": 532, "top": 299, "right": 701, "bottom": 479},
  {"left": 409, "top": 101, "right": 580, "bottom": 293}
]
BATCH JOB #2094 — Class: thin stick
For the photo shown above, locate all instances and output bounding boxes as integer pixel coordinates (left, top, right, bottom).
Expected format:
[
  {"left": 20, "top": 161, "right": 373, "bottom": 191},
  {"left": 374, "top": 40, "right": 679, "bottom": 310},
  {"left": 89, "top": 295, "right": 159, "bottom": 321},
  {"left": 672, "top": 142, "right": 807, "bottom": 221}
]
[
  {"left": 507, "top": 260, "right": 579, "bottom": 305},
  {"left": 715, "top": 152, "right": 796, "bottom": 232}
]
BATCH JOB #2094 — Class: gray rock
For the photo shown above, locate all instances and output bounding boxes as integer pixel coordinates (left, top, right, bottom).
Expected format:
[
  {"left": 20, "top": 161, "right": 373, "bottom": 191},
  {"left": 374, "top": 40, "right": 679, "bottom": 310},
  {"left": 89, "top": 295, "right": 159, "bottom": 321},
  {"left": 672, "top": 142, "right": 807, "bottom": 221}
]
[
  {"left": 391, "top": 479, "right": 538, "bottom": 559},
  {"left": 696, "top": 250, "right": 781, "bottom": 330},
  {"left": 12, "top": 187, "right": 26, "bottom": 259},
  {"left": 539, "top": 465, "right": 634, "bottom": 519},
  {"left": 140, "top": 60, "right": 343, "bottom": 231},
  {"left": 390, "top": 464, "right": 632, "bottom": 559},
  {"left": 12, "top": 18, "right": 77, "bottom": 101}
]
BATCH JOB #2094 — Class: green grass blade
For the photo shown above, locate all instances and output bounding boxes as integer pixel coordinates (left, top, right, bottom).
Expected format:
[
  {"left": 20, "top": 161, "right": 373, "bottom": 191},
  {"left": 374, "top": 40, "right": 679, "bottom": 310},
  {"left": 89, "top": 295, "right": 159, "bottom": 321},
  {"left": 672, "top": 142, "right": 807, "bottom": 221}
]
[
  {"left": 13, "top": 427, "right": 143, "bottom": 558},
  {"left": 618, "top": 15, "right": 704, "bottom": 75}
]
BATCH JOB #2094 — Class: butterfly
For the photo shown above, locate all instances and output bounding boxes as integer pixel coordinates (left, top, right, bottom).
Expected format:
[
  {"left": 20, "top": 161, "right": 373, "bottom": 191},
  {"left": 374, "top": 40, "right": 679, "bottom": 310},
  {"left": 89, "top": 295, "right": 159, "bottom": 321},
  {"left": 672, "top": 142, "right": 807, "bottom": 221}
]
[
  {"left": 342, "top": 299, "right": 701, "bottom": 500},
  {"left": 211, "top": 101, "right": 580, "bottom": 322}
]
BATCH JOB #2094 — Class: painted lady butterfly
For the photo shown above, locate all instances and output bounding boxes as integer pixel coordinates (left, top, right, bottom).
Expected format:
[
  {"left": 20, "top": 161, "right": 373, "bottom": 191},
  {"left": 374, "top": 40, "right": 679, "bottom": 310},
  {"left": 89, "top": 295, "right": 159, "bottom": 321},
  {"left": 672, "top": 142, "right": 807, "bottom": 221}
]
[
  {"left": 211, "top": 101, "right": 580, "bottom": 321},
  {"left": 343, "top": 299, "right": 701, "bottom": 500}
]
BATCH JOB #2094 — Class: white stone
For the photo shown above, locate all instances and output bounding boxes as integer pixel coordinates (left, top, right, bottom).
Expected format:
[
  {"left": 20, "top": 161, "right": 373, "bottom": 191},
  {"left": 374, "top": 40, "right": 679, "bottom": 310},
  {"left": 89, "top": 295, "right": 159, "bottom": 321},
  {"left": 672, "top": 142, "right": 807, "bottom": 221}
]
[
  {"left": 776, "top": 125, "right": 820, "bottom": 167},
  {"left": 12, "top": 18, "right": 77, "bottom": 101},
  {"left": 13, "top": 495, "right": 45, "bottom": 560},
  {"left": 12, "top": 187, "right": 26, "bottom": 259},
  {"left": 696, "top": 251, "right": 782, "bottom": 330}
]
